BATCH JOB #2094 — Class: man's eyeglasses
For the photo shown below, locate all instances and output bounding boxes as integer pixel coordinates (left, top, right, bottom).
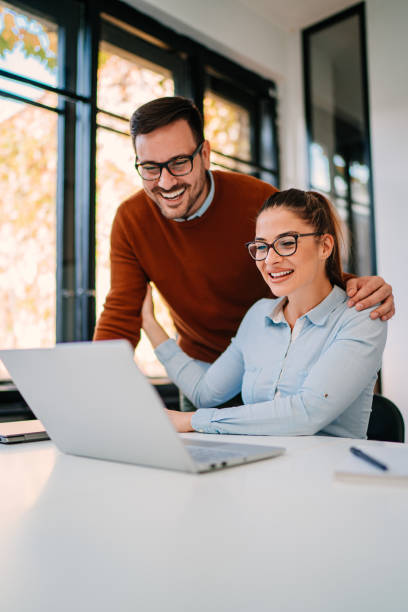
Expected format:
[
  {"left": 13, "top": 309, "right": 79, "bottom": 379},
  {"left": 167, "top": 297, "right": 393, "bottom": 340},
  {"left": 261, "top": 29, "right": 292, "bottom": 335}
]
[
  {"left": 135, "top": 142, "right": 204, "bottom": 181},
  {"left": 245, "top": 232, "right": 323, "bottom": 260}
]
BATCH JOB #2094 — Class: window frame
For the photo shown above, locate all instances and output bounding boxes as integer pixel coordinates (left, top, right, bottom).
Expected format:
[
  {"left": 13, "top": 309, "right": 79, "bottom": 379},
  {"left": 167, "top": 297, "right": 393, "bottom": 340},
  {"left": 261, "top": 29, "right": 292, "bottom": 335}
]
[{"left": 302, "top": 2, "right": 376, "bottom": 276}]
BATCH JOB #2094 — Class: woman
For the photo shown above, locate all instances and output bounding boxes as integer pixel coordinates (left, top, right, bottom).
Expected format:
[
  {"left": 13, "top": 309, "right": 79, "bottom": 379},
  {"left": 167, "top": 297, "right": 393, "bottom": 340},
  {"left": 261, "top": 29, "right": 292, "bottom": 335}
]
[{"left": 141, "top": 189, "right": 387, "bottom": 438}]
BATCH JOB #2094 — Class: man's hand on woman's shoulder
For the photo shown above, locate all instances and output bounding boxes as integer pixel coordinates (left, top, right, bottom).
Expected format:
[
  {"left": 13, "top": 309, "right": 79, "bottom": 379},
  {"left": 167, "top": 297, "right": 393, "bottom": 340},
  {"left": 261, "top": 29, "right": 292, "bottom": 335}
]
[{"left": 345, "top": 276, "right": 394, "bottom": 321}]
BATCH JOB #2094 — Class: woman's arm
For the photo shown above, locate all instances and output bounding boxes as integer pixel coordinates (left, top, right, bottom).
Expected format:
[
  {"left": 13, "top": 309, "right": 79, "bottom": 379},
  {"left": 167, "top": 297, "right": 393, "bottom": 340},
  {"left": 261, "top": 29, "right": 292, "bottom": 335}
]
[
  {"left": 142, "top": 285, "right": 245, "bottom": 407},
  {"left": 155, "top": 337, "right": 244, "bottom": 407},
  {"left": 190, "top": 311, "right": 387, "bottom": 437}
]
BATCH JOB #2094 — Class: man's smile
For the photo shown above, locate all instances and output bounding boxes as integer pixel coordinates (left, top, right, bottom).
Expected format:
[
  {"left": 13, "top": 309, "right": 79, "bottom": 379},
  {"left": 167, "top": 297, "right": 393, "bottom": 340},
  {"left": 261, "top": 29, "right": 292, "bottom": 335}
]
[{"left": 154, "top": 186, "right": 187, "bottom": 203}]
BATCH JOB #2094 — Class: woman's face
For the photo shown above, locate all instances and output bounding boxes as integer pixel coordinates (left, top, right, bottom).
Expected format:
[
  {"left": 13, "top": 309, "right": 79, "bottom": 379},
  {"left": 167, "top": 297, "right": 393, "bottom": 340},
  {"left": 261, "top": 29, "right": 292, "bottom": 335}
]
[{"left": 254, "top": 207, "right": 333, "bottom": 299}]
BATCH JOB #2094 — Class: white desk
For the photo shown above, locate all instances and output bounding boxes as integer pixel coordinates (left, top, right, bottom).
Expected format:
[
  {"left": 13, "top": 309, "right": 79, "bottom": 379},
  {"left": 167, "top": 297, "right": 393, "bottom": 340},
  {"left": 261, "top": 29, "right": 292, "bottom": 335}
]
[{"left": 1, "top": 434, "right": 407, "bottom": 612}]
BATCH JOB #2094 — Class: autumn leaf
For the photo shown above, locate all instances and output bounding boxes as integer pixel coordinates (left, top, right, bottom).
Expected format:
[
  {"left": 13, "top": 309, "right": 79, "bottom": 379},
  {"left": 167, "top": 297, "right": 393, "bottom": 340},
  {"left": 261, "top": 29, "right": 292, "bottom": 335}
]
[{"left": 3, "top": 11, "right": 16, "bottom": 32}]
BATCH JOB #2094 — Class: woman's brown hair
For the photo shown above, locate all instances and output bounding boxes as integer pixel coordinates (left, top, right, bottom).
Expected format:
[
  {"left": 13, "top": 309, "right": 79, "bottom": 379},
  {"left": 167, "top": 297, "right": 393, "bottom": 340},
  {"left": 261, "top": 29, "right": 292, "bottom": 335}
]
[{"left": 258, "top": 188, "right": 346, "bottom": 290}]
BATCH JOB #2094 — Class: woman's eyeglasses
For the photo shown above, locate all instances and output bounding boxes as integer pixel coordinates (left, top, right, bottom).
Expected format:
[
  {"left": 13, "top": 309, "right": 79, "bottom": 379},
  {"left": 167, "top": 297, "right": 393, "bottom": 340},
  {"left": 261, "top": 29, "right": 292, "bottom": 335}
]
[{"left": 246, "top": 232, "right": 323, "bottom": 260}]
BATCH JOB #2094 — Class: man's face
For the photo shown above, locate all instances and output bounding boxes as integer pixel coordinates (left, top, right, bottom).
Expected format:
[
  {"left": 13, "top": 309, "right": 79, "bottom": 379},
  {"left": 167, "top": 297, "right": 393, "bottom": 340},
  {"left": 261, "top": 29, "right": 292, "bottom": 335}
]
[{"left": 135, "top": 119, "right": 211, "bottom": 220}]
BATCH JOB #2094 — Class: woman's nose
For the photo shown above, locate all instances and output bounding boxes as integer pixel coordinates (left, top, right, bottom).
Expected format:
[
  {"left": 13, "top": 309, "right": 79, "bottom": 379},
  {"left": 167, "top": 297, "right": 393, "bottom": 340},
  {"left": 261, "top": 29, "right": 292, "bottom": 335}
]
[{"left": 264, "top": 247, "right": 281, "bottom": 264}]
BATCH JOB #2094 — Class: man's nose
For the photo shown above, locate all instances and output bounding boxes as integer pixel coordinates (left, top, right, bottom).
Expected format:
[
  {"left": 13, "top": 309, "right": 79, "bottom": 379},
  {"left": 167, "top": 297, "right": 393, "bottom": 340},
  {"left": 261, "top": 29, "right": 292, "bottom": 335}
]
[{"left": 157, "top": 167, "right": 178, "bottom": 190}]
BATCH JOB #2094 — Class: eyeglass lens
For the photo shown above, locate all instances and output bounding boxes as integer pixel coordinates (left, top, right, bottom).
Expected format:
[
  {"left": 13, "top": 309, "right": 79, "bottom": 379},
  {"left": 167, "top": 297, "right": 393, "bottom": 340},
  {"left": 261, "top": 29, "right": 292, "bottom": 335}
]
[
  {"left": 248, "top": 235, "right": 297, "bottom": 259},
  {"left": 139, "top": 157, "right": 193, "bottom": 180}
]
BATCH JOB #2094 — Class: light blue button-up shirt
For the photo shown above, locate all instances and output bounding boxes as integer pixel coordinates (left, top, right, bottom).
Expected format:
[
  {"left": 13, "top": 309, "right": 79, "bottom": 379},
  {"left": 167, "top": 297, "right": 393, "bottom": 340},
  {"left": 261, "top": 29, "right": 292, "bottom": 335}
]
[{"left": 155, "top": 286, "right": 387, "bottom": 438}]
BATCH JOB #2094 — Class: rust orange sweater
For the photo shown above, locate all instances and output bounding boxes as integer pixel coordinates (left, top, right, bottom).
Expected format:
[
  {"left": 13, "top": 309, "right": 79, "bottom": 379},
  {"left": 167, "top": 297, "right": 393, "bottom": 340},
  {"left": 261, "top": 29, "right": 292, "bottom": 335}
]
[{"left": 94, "top": 171, "right": 277, "bottom": 362}]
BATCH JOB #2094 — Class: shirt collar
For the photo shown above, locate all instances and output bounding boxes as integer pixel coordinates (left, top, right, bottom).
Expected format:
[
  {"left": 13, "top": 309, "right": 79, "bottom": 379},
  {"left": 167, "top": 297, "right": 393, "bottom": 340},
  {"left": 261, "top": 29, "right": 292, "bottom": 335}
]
[
  {"left": 270, "top": 298, "right": 288, "bottom": 324},
  {"left": 304, "top": 285, "right": 347, "bottom": 326},
  {"left": 265, "top": 285, "right": 346, "bottom": 327},
  {"left": 174, "top": 171, "right": 214, "bottom": 222}
]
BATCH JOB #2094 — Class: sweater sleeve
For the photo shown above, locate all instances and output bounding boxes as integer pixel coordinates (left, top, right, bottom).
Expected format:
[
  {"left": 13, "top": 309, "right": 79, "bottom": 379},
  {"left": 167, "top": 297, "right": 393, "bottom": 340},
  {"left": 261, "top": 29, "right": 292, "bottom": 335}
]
[
  {"left": 93, "top": 207, "right": 148, "bottom": 348},
  {"left": 190, "top": 312, "right": 387, "bottom": 436}
]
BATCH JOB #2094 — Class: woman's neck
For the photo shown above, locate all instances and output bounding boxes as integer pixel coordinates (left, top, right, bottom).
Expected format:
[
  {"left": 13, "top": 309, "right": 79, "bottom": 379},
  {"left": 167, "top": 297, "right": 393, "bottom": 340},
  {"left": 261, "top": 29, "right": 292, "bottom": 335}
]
[{"left": 283, "top": 277, "right": 333, "bottom": 330}]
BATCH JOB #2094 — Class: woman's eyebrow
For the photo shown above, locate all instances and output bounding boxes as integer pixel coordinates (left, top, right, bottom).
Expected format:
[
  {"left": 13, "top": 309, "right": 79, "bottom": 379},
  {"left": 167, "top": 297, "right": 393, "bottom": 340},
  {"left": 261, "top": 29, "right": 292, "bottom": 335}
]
[{"left": 254, "top": 231, "right": 297, "bottom": 241}]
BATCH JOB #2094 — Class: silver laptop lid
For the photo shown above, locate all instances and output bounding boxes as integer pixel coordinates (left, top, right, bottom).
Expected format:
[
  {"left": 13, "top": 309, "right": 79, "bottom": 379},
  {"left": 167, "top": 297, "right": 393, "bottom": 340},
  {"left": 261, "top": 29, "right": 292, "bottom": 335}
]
[{"left": 0, "top": 341, "right": 197, "bottom": 472}]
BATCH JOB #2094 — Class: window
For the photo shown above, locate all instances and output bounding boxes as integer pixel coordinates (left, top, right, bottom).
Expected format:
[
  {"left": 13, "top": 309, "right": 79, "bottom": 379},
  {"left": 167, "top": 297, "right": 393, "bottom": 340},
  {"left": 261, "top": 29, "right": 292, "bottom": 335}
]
[
  {"left": 303, "top": 4, "right": 375, "bottom": 275},
  {"left": 204, "top": 70, "right": 278, "bottom": 186},
  {"left": 0, "top": 1, "right": 65, "bottom": 381},
  {"left": 205, "top": 91, "right": 251, "bottom": 171},
  {"left": 0, "top": 0, "right": 278, "bottom": 387}
]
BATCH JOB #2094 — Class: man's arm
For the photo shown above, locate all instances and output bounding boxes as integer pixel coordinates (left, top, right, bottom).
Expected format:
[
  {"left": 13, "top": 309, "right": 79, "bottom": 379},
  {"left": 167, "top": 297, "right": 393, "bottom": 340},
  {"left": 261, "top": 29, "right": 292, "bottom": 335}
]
[
  {"left": 93, "top": 209, "right": 148, "bottom": 347},
  {"left": 344, "top": 275, "right": 394, "bottom": 321}
]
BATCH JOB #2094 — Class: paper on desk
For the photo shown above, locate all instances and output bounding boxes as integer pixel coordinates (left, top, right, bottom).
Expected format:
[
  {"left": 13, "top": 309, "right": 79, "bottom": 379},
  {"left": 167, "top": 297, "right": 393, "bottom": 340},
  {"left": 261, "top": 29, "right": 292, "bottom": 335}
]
[{"left": 334, "top": 443, "right": 408, "bottom": 484}]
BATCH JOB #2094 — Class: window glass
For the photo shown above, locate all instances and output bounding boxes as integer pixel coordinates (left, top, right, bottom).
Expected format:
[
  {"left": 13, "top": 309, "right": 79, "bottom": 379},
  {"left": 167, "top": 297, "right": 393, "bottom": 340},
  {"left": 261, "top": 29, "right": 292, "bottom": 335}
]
[
  {"left": 0, "top": 2, "right": 58, "bottom": 99},
  {"left": 204, "top": 91, "right": 251, "bottom": 171},
  {"left": 305, "top": 12, "right": 374, "bottom": 275},
  {"left": 0, "top": 3, "right": 58, "bottom": 381},
  {"left": 310, "top": 142, "right": 330, "bottom": 193},
  {"left": 0, "top": 98, "right": 57, "bottom": 379},
  {"left": 96, "top": 40, "right": 175, "bottom": 377},
  {"left": 97, "top": 41, "right": 173, "bottom": 118}
]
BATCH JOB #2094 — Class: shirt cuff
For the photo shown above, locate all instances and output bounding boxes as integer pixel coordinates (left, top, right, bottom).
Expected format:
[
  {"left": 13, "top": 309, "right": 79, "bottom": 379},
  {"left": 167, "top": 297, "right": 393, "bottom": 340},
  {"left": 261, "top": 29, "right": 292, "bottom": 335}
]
[
  {"left": 191, "top": 408, "right": 219, "bottom": 433},
  {"left": 154, "top": 338, "right": 179, "bottom": 363}
]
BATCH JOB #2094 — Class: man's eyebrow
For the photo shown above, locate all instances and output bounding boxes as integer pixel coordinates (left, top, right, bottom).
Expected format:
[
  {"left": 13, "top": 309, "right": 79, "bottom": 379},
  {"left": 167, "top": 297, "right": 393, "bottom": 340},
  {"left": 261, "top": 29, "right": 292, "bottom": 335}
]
[
  {"left": 136, "top": 158, "right": 159, "bottom": 165},
  {"left": 137, "top": 153, "right": 189, "bottom": 165}
]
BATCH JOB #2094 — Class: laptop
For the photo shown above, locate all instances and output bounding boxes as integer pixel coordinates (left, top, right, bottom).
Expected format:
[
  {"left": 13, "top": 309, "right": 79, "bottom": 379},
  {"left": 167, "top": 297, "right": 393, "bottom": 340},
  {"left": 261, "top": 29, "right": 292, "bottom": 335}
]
[{"left": 0, "top": 340, "right": 284, "bottom": 473}]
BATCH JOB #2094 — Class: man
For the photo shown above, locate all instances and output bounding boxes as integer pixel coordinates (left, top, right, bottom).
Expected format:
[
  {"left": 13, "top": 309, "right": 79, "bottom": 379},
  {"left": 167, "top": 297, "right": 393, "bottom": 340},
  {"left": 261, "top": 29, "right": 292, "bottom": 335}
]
[{"left": 94, "top": 96, "right": 393, "bottom": 406}]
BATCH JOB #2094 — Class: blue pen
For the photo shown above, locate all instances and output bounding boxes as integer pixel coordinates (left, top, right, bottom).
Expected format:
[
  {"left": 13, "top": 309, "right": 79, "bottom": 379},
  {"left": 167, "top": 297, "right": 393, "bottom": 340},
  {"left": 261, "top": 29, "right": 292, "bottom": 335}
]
[{"left": 350, "top": 446, "right": 389, "bottom": 471}]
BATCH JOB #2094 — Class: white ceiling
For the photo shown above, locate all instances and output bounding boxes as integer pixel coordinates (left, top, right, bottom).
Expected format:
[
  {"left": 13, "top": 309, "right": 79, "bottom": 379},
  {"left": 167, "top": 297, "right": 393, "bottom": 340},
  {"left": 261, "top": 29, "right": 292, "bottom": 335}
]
[{"left": 237, "top": 0, "right": 357, "bottom": 31}]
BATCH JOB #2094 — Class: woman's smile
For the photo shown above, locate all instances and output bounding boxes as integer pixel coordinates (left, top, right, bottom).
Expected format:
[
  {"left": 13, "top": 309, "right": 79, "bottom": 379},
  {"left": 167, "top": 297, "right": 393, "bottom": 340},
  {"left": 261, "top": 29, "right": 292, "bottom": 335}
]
[{"left": 268, "top": 269, "right": 294, "bottom": 282}]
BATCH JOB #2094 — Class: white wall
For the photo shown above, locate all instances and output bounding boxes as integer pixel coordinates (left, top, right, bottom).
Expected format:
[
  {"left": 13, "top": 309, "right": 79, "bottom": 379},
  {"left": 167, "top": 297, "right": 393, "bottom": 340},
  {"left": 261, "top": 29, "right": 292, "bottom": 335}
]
[{"left": 366, "top": 0, "right": 408, "bottom": 424}]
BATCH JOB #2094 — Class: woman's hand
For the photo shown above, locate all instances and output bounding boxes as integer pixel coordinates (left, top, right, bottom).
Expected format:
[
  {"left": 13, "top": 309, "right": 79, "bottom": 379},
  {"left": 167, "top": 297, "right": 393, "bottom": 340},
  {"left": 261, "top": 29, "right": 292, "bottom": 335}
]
[
  {"left": 141, "top": 284, "right": 169, "bottom": 348},
  {"left": 166, "top": 409, "right": 194, "bottom": 432},
  {"left": 346, "top": 276, "right": 394, "bottom": 321}
]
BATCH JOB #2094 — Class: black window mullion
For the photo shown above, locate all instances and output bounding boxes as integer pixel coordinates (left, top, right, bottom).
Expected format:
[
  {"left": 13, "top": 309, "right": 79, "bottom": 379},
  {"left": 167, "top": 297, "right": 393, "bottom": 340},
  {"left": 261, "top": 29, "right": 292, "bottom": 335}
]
[
  {"left": 74, "top": 0, "right": 99, "bottom": 341},
  {"left": 56, "top": 2, "right": 82, "bottom": 342},
  {"left": 182, "top": 50, "right": 206, "bottom": 114},
  {"left": 259, "top": 96, "right": 280, "bottom": 187},
  {"left": 251, "top": 103, "right": 261, "bottom": 180},
  {"left": 56, "top": 99, "right": 76, "bottom": 342}
]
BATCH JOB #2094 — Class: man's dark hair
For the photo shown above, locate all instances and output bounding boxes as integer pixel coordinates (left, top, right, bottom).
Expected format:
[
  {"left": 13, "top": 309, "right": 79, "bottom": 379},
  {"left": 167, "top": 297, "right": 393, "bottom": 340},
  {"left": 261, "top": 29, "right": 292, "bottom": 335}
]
[{"left": 130, "top": 96, "right": 204, "bottom": 152}]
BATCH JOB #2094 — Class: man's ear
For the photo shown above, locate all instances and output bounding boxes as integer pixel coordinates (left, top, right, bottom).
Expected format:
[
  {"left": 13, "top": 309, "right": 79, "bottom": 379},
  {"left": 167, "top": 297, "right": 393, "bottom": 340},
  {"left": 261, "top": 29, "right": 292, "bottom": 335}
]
[{"left": 201, "top": 139, "right": 211, "bottom": 170}]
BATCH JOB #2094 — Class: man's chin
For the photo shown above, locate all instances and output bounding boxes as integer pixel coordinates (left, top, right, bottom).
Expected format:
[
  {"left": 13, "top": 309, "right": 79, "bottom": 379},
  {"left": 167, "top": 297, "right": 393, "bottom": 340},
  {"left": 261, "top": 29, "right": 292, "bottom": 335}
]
[
  {"left": 154, "top": 197, "right": 196, "bottom": 220},
  {"left": 157, "top": 202, "right": 187, "bottom": 220}
]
